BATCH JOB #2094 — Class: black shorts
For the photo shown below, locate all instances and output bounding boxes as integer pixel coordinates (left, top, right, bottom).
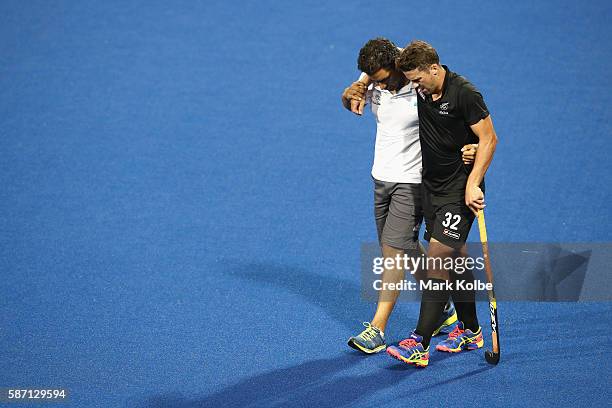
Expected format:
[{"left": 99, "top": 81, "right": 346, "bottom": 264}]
[{"left": 422, "top": 187, "right": 476, "bottom": 249}]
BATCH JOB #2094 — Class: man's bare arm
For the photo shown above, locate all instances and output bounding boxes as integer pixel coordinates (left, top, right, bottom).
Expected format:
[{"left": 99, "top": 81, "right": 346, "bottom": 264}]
[{"left": 465, "top": 116, "right": 498, "bottom": 214}]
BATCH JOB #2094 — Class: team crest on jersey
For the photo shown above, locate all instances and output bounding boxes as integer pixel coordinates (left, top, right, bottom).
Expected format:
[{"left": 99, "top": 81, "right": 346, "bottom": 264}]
[{"left": 438, "top": 102, "right": 450, "bottom": 115}]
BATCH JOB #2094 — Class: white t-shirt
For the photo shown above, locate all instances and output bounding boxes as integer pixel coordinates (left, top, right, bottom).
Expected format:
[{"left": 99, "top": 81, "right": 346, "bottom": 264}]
[{"left": 367, "top": 82, "right": 422, "bottom": 184}]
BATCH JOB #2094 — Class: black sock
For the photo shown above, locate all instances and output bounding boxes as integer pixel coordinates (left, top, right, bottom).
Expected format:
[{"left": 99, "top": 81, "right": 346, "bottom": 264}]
[
  {"left": 450, "top": 269, "right": 479, "bottom": 332},
  {"left": 415, "top": 278, "right": 451, "bottom": 348}
]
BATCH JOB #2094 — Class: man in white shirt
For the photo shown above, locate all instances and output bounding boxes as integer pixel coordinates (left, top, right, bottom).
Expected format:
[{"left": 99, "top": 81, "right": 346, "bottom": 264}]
[{"left": 341, "top": 38, "right": 476, "bottom": 354}]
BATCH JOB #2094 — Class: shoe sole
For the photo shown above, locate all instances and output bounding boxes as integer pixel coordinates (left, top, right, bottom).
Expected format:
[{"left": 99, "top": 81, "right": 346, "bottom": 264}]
[
  {"left": 432, "top": 312, "right": 458, "bottom": 337},
  {"left": 347, "top": 339, "right": 386, "bottom": 354},
  {"left": 436, "top": 338, "right": 484, "bottom": 353},
  {"left": 386, "top": 347, "right": 428, "bottom": 367}
]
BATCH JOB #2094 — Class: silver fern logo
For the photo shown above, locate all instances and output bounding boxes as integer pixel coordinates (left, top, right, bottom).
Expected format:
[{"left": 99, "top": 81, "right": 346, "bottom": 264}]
[{"left": 439, "top": 102, "right": 449, "bottom": 115}]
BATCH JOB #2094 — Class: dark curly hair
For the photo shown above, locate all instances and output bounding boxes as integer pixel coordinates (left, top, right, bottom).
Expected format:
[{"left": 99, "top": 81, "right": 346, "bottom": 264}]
[
  {"left": 396, "top": 40, "right": 439, "bottom": 72},
  {"left": 357, "top": 37, "right": 400, "bottom": 75}
]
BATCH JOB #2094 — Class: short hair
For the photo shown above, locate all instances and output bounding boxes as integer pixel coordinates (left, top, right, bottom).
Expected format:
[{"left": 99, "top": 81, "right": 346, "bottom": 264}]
[
  {"left": 357, "top": 37, "right": 400, "bottom": 75},
  {"left": 396, "top": 40, "right": 440, "bottom": 72}
]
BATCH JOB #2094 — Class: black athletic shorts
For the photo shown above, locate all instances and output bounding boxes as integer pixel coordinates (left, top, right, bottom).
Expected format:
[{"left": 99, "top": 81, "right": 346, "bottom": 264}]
[{"left": 422, "top": 186, "right": 477, "bottom": 249}]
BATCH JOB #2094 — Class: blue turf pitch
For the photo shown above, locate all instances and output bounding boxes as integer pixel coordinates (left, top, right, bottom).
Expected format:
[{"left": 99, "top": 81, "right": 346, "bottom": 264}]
[{"left": 1, "top": 1, "right": 611, "bottom": 407}]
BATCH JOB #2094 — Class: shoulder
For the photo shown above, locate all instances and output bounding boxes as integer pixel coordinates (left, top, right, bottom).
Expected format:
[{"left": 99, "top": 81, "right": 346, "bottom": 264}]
[
  {"left": 449, "top": 76, "right": 484, "bottom": 108},
  {"left": 449, "top": 72, "right": 481, "bottom": 96}
]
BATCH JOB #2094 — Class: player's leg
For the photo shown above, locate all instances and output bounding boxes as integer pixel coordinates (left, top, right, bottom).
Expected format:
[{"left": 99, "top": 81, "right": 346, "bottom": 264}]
[
  {"left": 387, "top": 238, "right": 459, "bottom": 366},
  {"left": 437, "top": 268, "right": 484, "bottom": 351},
  {"left": 347, "top": 179, "right": 393, "bottom": 354},
  {"left": 408, "top": 191, "right": 462, "bottom": 343},
  {"left": 371, "top": 182, "right": 424, "bottom": 331},
  {"left": 371, "top": 242, "right": 455, "bottom": 334},
  {"left": 348, "top": 181, "right": 420, "bottom": 353},
  {"left": 414, "top": 238, "right": 456, "bottom": 345},
  {"left": 411, "top": 244, "right": 456, "bottom": 337},
  {"left": 370, "top": 243, "right": 405, "bottom": 331},
  {"left": 387, "top": 193, "right": 475, "bottom": 366},
  {"left": 449, "top": 244, "right": 479, "bottom": 332},
  {"left": 386, "top": 189, "right": 454, "bottom": 367},
  {"left": 433, "top": 204, "right": 484, "bottom": 353}
]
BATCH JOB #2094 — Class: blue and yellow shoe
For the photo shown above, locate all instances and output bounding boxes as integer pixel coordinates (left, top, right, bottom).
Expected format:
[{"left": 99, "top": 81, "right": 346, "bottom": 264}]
[
  {"left": 432, "top": 302, "right": 458, "bottom": 337},
  {"left": 347, "top": 322, "right": 386, "bottom": 354},
  {"left": 386, "top": 332, "right": 429, "bottom": 367},
  {"left": 436, "top": 322, "right": 484, "bottom": 353}
]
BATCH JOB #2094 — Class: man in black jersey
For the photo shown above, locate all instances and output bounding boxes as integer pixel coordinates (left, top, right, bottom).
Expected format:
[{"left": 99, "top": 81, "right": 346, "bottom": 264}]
[{"left": 385, "top": 40, "right": 498, "bottom": 367}]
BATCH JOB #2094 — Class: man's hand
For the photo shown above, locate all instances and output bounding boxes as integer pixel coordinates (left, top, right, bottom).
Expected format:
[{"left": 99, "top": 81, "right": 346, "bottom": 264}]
[
  {"left": 465, "top": 184, "right": 485, "bottom": 215},
  {"left": 461, "top": 144, "right": 478, "bottom": 164},
  {"left": 341, "top": 81, "right": 367, "bottom": 115}
]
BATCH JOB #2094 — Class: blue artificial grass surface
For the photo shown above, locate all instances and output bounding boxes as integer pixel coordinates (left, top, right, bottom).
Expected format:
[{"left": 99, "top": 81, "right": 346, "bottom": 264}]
[{"left": 1, "top": 1, "right": 611, "bottom": 406}]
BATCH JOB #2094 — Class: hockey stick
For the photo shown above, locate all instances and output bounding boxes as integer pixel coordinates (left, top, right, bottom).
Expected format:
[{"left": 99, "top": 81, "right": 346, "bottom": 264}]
[{"left": 477, "top": 210, "right": 500, "bottom": 365}]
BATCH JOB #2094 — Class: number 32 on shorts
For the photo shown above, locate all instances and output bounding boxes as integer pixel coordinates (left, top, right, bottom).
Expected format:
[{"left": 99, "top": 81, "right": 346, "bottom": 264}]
[{"left": 441, "top": 212, "right": 461, "bottom": 230}]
